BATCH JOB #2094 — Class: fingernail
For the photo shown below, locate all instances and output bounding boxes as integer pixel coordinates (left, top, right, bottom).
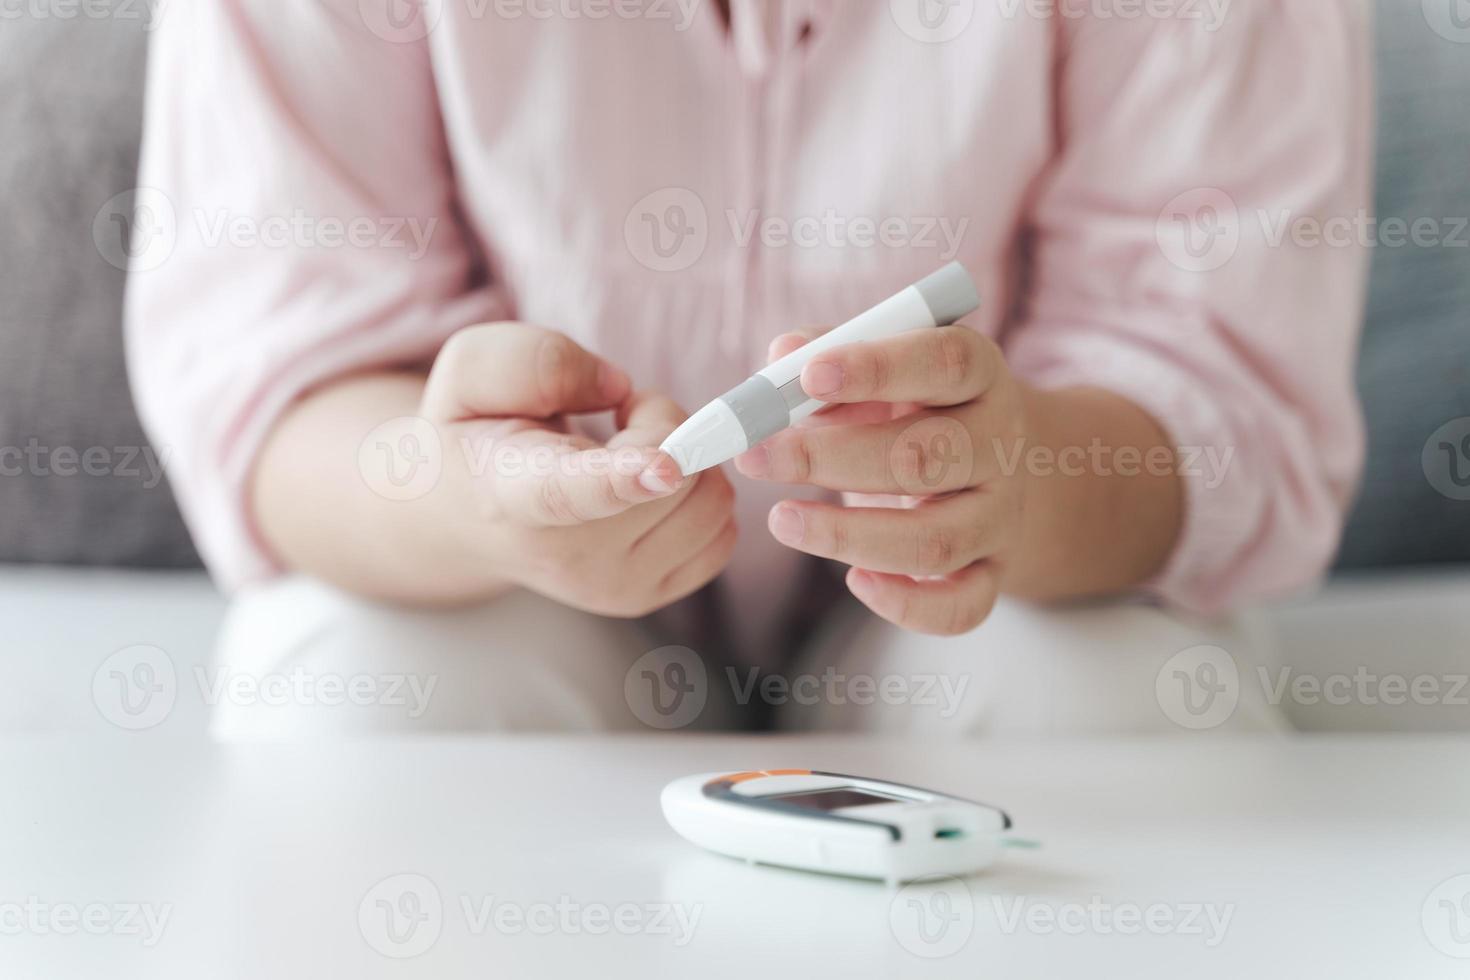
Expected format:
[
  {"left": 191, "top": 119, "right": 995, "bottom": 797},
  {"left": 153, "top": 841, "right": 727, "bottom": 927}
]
[
  {"left": 635, "top": 455, "right": 679, "bottom": 493},
  {"left": 635, "top": 467, "right": 673, "bottom": 499},
  {"left": 735, "top": 445, "right": 771, "bottom": 479},
  {"left": 803, "top": 361, "right": 844, "bottom": 398},
  {"left": 598, "top": 362, "right": 630, "bottom": 398},
  {"left": 768, "top": 504, "right": 805, "bottom": 546}
]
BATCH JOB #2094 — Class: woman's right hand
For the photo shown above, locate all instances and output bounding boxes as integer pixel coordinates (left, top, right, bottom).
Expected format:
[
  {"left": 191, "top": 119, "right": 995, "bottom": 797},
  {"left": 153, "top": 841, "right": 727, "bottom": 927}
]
[{"left": 419, "top": 322, "right": 737, "bottom": 618}]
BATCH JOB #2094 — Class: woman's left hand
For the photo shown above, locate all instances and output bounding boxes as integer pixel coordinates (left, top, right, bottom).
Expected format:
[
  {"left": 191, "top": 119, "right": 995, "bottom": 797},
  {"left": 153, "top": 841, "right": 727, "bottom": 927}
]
[{"left": 735, "top": 326, "right": 1031, "bottom": 636}]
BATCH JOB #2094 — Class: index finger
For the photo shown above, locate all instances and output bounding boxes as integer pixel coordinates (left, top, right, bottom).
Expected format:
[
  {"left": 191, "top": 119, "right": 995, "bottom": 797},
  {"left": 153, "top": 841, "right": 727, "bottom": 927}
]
[
  {"left": 799, "top": 326, "right": 1000, "bottom": 407},
  {"left": 610, "top": 391, "right": 689, "bottom": 449},
  {"left": 489, "top": 434, "right": 684, "bottom": 526}
]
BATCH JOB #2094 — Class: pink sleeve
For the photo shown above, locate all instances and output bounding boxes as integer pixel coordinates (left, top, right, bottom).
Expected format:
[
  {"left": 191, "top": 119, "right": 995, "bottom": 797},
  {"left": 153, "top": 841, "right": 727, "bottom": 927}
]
[
  {"left": 1004, "top": 2, "right": 1375, "bottom": 614},
  {"left": 125, "top": 0, "right": 506, "bottom": 590}
]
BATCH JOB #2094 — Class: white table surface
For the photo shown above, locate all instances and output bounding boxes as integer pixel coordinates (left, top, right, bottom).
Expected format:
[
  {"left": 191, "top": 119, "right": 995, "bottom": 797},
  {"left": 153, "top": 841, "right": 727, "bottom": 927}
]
[{"left": 2, "top": 734, "right": 1467, "bottom": 979}]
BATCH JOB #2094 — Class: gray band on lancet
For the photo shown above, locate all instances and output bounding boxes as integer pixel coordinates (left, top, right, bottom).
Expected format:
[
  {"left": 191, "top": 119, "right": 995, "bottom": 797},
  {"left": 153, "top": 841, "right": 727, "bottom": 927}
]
[
  {"left": 777, "top": 378, "right": 809, "bottom": 411},
  {"left": 720, "top": 375, "right": 791, "bottom": 447},
  {"left": 914, "top": 262, "right": 982, "bottom": 326}
]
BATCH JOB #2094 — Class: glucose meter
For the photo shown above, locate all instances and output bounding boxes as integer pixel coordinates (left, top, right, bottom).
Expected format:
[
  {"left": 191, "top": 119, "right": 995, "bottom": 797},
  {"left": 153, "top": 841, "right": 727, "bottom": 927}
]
[{"left": 661, "top": 769, "right": 1011, "bottom": 884}]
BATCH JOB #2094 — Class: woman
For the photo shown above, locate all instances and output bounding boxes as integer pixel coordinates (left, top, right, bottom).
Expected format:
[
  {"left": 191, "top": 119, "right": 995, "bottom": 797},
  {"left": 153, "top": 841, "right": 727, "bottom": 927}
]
[{"left": 126, "top": 0, "right": 1371, "bottom": 735}]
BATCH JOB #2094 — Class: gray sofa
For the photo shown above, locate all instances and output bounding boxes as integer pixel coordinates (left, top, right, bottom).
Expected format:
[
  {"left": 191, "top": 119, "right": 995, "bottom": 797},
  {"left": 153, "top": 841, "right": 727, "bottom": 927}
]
[{"left": 1, "top": 4, "right": 1466, "bottom": 733}]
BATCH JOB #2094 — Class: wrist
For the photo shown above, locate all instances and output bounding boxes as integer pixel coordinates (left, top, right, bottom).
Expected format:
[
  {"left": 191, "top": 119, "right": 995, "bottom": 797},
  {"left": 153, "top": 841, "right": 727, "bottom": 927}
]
[{"left": 1001, "top": 383, "right": 1184, "bottom": 602}]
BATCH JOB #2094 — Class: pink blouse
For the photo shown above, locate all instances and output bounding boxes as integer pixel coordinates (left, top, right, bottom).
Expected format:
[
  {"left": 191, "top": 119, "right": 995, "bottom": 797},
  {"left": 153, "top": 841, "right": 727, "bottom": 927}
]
[{"left": 126, "top": 0, "right": 1373, "bottom": 627}]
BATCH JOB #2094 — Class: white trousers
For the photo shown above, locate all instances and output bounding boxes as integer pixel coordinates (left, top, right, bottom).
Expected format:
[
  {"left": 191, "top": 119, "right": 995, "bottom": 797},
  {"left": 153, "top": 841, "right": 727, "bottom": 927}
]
[{"left": 210, "top": 576, "right": 1287, "bottom": 737}]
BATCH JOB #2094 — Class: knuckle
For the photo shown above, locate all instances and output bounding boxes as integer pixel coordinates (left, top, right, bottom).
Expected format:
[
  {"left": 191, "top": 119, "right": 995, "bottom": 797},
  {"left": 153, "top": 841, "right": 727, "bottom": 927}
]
[
  {"left": 534, "top": 476, "right": 579, "bottom": 524},
  {"left": 894, "top": 432, "right": 928, "bottom": 485},
  {"left": 861, "top": 347, "right": 891, "bottom": 396},
  {"left": 936, "top": 331, "right": 975, "bottom": 391},
  {"left": 826, "top": 515, "right": 852, "bottom": 560},
  {"left": 534, "top": 334, "right": 581, "bottom": 412},
  {"left": 786, "top": 436, "right": 815, "bottom": 483},
  {"left": 951, "top": 506, "right": 988, "bottom": 564},
  {"left": 916, "top": 526, "right": 957, "bottom": 574}
]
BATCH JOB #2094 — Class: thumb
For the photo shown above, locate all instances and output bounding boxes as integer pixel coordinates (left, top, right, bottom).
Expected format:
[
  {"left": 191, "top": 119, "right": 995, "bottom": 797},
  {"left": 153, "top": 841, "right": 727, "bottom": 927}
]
[{"left": 423, "top": 322, "right": 631, "bottom": 423}]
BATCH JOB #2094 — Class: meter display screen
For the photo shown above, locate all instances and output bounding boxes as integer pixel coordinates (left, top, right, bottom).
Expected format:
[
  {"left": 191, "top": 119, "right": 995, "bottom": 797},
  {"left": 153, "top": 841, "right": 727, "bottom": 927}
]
[{"left": 766, "top": 787, "right": 906, "bottom": 812}]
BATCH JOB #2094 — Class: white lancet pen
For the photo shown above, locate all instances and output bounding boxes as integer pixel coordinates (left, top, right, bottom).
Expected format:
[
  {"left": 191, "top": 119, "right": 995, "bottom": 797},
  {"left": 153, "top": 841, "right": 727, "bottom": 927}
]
[{"left": 660, "top": 262, "right": 982, "bottom": 476}]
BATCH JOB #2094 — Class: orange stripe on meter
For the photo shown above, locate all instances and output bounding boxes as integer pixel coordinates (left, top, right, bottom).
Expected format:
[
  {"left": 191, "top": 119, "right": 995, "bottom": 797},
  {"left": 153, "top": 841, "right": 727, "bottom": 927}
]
[{"left": 723, "top": 769, "right": 812, "bottom": 785}]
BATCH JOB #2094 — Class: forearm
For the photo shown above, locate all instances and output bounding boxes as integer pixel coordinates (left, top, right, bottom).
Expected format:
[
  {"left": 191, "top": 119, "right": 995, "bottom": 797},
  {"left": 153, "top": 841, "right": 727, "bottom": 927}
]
[
  {"left": 1002, "top": 385, "right": 1184, "bottom": 602},
  {"left": 251, "top": 371, "right": 512, "bottom": 606}
]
